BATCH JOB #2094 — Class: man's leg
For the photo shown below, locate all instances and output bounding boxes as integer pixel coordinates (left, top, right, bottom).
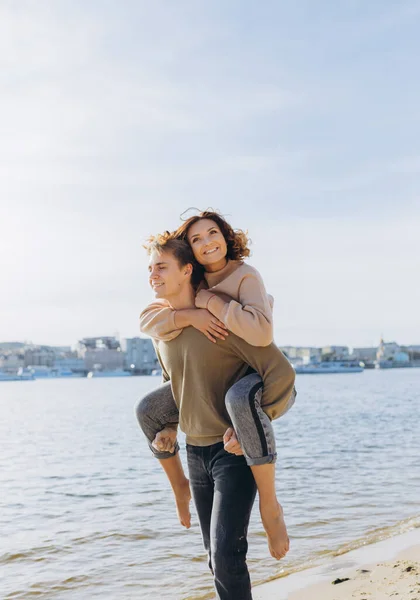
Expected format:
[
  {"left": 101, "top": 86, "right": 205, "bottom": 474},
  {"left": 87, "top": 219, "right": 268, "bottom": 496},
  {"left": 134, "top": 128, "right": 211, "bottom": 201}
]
[
  {"left": 210, "top": 446, "right": 257, "bottom": 600},
  {"left": 225, "top": 373, "right": 289, "bottom": 560},
  {"left": 135, "top": 384, "right": 190, "bottom": 528},
  {"left": 186, "top": 445, "right": 214, "bottom": 572}
]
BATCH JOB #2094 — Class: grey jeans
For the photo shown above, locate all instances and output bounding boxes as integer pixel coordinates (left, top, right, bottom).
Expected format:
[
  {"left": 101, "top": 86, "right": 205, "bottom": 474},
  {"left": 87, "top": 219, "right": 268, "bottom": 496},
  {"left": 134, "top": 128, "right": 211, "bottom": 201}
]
[{"left": 135, "top": 373, "right": 277, "bottom": 466}]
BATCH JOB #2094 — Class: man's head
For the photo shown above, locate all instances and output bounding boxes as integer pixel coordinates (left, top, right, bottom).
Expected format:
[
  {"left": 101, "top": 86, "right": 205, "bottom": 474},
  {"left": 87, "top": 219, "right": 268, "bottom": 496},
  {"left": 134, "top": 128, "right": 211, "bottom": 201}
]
[{"left": 145, "top": 232, "right": 203, "bottom": 302}]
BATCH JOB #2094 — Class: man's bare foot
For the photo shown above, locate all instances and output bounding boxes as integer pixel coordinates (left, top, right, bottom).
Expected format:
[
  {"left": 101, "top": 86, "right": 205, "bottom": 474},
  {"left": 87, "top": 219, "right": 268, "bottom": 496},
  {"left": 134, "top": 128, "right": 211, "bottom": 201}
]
[
  {"left": 152, "top": 427, "right": 177, "bottom": 453},
  {"left": 260, "top": 501, "right": 289, "bottom": 560},
  {"left": 173, "top": 479, "right": 192, "bottom": 529}
]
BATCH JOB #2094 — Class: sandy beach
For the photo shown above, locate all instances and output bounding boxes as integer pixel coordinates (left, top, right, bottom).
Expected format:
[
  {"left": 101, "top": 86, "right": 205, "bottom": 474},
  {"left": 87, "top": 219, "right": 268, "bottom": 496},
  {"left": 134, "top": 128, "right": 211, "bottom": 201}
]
[{"left": 255, "top": 528, "right": 420, "bottom": 600}]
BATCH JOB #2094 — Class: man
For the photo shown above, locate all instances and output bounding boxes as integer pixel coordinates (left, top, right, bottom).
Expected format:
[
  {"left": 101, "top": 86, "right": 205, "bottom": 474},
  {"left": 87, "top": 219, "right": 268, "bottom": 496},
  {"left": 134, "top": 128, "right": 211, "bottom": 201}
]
[{"left": 136, "top": 233, "right": 295, "bottom": 600}]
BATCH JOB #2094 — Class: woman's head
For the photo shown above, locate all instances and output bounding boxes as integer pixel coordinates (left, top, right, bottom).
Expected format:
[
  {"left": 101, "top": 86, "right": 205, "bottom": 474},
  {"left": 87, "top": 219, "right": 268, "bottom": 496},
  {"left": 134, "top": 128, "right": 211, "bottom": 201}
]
[{"left": 175, "top": 210, "right": 251, "bottom": 272}]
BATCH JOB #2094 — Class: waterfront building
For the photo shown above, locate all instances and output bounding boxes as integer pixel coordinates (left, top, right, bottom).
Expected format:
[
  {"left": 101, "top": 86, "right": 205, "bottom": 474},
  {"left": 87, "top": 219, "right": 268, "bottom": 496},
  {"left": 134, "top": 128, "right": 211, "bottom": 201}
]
[
  {"left": 0, "top": 353, "right": 25, "bottom": 373},
  {"left": 321, "top": 346, "right": 350, "bottom": 361},
  {"left": 350, "top": 347, "right": 377, "bottom": 362},
  {"left": 77, "top": 337, "right": 125, "bottom": 372},
  {"left": 123, "top": 337, "right": 159, "bottom": 374},
  {"left": 24, "top": 346, "right": 55, "bottom": 368},
  {"left": 376, "top": 339, "right": 410, "bottom": 368},
  {"left": 279, "top": 346, "right": 322, "bottom": 365}
]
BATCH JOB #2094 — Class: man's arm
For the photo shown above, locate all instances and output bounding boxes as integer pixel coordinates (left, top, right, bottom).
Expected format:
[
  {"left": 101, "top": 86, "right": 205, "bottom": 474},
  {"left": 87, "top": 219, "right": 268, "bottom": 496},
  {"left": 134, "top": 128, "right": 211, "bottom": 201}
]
[
  {"left": 140, "top": 300, "right": 183, "bottom": 341},
  {"left": 141, "top": 301, "right": 228, "bottom": 343}
]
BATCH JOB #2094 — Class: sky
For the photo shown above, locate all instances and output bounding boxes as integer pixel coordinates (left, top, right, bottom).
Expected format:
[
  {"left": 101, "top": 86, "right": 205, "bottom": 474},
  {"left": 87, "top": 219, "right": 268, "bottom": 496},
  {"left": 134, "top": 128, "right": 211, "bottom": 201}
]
[{"left": 1, "top": 0, "right": 419, "bottom": 349}]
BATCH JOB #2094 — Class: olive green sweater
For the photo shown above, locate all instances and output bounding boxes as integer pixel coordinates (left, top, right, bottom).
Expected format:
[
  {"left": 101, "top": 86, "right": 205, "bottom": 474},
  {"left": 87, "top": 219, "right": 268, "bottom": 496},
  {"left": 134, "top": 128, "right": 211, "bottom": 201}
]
[{"left": 154, "top": 327, "right": 296, "bottom": 446}]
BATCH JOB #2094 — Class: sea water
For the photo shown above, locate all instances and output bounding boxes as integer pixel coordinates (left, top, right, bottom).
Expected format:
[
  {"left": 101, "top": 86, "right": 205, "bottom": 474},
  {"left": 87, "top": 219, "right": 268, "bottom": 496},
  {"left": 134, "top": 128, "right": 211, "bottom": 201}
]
[{"left": 1, "top": 369, "right": 419, "bottom": 599}]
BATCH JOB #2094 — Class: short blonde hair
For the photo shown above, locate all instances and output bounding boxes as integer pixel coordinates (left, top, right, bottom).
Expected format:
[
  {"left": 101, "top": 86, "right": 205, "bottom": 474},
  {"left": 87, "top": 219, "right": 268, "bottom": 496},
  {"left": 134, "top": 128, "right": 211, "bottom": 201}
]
[{"left": 144, "top": 231, "right": 204, "bottom": 287}]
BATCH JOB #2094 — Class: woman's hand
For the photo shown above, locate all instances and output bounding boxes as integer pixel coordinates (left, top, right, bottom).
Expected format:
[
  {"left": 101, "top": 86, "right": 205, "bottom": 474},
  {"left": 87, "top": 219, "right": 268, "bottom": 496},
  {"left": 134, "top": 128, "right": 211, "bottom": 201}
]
[
  {"left": 189, "top": 309, "right": 229, "bottom": 343},
  {"left": 152, "top": 427, "right": 178, "bottom": 453},
  {"left": 223, "top": 427, "right": 244, "bottom": 456}
]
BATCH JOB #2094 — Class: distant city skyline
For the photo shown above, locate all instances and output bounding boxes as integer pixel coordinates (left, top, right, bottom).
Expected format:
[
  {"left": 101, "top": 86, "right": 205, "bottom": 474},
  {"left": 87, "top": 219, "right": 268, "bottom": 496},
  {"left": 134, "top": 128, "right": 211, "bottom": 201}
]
[{"left": 1, "top": 2, "right": 420, "bottom": 347}]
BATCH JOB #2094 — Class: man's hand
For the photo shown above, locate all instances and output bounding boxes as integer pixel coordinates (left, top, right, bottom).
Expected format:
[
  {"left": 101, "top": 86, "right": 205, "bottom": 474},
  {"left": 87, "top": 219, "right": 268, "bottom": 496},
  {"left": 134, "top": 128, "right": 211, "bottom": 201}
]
[
  {"left": 189, "top": 308, "right": 228, "bottom": 343},
  {"left": 223, "top": 427, "right": 244, "bottom": 456},
  {"left": 152, "top": 427, "right": 178, "bottom": 453}
]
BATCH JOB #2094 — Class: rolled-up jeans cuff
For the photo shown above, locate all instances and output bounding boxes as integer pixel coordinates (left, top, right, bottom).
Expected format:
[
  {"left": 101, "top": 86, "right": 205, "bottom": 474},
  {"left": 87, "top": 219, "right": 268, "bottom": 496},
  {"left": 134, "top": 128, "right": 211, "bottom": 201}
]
[
  {"left": 245, "top": 453, "right": 277, "bottom": 466},
  {"left": 149, "top": 441, "right": 180, "bottom": 460}
]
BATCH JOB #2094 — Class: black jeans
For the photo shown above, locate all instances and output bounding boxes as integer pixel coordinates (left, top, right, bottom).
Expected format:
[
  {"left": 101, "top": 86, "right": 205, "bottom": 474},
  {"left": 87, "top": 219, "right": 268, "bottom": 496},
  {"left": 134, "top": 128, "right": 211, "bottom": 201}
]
[{"left": 187, "top": 442, "right": 257, "bottom": 600}]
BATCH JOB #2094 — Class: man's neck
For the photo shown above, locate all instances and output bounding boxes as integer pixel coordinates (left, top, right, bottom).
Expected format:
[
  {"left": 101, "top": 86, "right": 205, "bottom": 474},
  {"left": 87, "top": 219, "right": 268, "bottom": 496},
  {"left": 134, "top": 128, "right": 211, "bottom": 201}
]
[{"left": 166, "top": 284, "right": 196, "bottom": 310}]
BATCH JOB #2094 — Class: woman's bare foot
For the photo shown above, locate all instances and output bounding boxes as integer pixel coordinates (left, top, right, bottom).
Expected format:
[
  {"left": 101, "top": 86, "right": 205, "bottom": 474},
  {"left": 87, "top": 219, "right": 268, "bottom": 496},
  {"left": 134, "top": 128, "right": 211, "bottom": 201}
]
[
  {"left": 260, "top": 501, "right": 289, "bottom": 560},
  {"left": 173, "top": 479, "right": 192, "bottom": 529}
]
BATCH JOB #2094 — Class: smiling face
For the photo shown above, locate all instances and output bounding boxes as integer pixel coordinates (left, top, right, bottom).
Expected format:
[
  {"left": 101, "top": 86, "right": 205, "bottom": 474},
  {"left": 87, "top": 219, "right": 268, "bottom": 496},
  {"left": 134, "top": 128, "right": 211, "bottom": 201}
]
[
  {"left": 187, "top": 218, "right": 228, "bottom": 272},
  {"left": 148, "top": 249, "right": 192, "bottom": 301}
]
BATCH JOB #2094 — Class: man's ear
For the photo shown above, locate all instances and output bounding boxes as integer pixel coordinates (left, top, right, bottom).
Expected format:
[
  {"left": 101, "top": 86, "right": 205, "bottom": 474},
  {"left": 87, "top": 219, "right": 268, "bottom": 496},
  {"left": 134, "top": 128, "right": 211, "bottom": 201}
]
[{"left": 184, "top": 263, "right": 193, "bottom": 276}]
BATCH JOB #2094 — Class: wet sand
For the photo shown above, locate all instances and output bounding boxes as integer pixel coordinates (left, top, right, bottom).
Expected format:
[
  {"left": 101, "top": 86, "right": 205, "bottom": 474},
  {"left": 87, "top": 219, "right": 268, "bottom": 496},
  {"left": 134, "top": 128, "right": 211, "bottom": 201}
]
[{"left": 254, "top": 528, "right": 420, "bottom": 600}]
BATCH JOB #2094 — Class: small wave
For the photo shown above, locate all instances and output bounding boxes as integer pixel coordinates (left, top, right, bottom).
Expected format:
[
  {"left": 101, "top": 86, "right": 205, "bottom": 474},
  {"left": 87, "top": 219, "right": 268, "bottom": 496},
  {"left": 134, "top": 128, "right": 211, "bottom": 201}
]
[
  {"left": 0, "top": 552, "right": 32, "bottom": 564},
  {"left": 5, "top": 575, "right": 93, "bottom": 598},
  {"left": 0, "top": 544, "right": 66, "bottom": 565},
  {"left": 71, "top": 531, "right": 157, "bottom": 545},
  {"left": 331, "top": 514, "right": 420, "bottom": 557}
]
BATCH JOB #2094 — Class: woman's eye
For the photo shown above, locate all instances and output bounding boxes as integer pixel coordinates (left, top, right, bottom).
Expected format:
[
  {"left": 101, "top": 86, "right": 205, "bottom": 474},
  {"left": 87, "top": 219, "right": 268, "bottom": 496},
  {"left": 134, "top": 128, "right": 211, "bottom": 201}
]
[{"left": 210, "top": 230, "right": 217, "bottom": 235}]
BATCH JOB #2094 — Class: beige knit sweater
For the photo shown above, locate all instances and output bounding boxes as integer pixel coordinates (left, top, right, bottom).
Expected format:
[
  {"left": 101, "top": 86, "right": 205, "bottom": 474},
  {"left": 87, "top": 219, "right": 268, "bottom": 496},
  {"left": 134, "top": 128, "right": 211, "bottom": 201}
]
[{"left": 140, "top": 260, "right": 274, "bottom": 347}]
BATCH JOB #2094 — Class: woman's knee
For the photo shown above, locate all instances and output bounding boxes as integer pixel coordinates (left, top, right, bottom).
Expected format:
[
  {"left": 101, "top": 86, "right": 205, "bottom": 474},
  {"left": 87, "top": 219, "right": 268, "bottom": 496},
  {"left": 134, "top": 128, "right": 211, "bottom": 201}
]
[
  {"left": 225, "top": 373, "right": 263, "bottom": 414},
  {"left": 135, "top": 390, "right": 158, "bottom": 427}
]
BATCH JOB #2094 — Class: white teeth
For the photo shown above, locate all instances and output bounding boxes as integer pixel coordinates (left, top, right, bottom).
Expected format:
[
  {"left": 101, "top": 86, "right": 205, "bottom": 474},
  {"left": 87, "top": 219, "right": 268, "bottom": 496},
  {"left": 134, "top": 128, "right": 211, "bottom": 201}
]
[{"left": 205, "top": 248, "right": 218, "bottom": 255}]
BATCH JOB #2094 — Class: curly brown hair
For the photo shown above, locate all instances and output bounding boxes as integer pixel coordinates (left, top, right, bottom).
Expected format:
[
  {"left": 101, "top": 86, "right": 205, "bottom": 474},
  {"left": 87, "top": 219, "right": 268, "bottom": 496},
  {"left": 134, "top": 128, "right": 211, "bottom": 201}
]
[
  {"left": 174, "top": 209, "right": 251, "bottom": 261},
  {"left": 144, "top": 231, "right": 204, "bottom": 288}
]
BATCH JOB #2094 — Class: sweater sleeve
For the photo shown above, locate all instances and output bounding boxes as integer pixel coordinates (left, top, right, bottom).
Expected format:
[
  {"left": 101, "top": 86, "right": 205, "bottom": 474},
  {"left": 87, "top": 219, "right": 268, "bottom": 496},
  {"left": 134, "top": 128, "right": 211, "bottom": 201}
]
[
  {"left": 139, "top": 300, "right": 183, "bottom": 342},
  {"left": 152, "top": 341, "right": 171, "bottom": 383},
  {"left": 208, "top": 272, "right": 273, "bottom": 347}
]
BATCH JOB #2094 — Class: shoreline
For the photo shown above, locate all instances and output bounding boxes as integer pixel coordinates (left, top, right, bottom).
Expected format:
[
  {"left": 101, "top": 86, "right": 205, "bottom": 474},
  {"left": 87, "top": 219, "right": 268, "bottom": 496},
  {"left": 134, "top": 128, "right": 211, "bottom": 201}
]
[{"left": 254, "top": 527, "right": 420, "bottom": 599}]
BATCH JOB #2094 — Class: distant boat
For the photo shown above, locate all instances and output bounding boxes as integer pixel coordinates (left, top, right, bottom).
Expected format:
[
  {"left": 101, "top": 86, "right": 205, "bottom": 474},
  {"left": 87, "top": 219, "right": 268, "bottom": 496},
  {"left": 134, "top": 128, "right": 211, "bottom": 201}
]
[
  {"left": 294, "top": 361, "right": 364, "bottom": 374},
  {"left": 375, "top": 360, "right": 413, "bottom": 369},
  {"left": 0, "top": 368, "right": 35, "bottom": 381},
  {"left": 27, "top": 366, "right": 81, "bottom": 379},
  {"left": 87, "top": 369, "right": 132, "bottom": 378}
]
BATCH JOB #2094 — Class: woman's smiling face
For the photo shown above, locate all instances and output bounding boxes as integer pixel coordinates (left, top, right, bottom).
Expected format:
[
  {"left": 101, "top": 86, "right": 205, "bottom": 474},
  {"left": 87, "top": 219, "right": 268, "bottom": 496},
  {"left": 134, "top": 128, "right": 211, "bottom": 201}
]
[{"left": 187, "top": 218, "right": 228, "bottom": 272}]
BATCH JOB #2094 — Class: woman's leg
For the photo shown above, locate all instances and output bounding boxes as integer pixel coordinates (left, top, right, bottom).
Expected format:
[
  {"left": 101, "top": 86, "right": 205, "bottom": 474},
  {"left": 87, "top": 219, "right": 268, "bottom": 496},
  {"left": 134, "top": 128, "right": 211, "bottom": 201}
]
[
  {"left": 225, "top": 373, "right": 289, "bottom": 560},
  {"left": 225, "top": 373, "right": 276, "bottom": 464},
  {"left": 135, "top": 381, "right": 180, "bottom": 459},
  {"left": 135, "top": 383, "right": 190, "bottom": 528}
]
